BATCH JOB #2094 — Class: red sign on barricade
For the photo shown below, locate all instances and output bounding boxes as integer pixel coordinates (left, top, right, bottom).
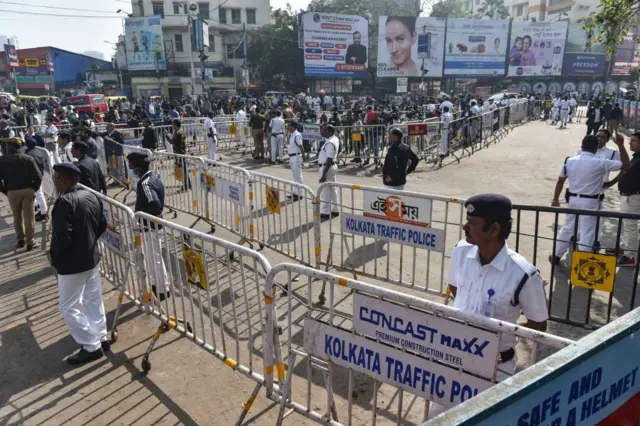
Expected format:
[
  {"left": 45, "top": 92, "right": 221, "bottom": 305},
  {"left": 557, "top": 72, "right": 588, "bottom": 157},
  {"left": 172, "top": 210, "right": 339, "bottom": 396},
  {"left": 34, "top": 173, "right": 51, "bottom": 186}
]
[{"left": 408, "top": 123, "right": 429, "bottom": 137}]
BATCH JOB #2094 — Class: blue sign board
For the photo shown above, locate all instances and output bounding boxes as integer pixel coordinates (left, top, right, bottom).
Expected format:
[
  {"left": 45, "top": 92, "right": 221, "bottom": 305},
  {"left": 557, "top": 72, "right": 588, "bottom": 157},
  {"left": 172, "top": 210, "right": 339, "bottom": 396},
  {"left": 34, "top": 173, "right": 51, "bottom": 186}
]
[{"left": 562, "top": 53, "right": 606, "bottom": 77}]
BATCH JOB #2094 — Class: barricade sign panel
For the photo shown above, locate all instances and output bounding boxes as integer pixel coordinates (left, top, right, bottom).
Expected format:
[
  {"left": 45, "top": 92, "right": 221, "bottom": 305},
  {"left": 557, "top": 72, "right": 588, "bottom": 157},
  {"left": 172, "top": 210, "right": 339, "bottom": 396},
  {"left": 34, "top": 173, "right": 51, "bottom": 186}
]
[
  {"left": 353, "top": 294, "right": 500, "bottom": 378},
  {"left": 102, "top": 200, "right": 124, "bottom": 254},
  {"left": 570, "top": 252, "right": 616, "bottom": 293},
  {"left": 303, "top": 318, "right": 493, "bottom": 408},
  {"left": 363, "top": 189, "right": 432, "bottom": 227},
  {"left": 183, "top": 246, "right": 207, "bottom": 289},
  {"left": 342, "top": 213, "right": 445, "bottom": 252},
  {"left": 265, "top": 187, "right": 281, "bottom": 214}
]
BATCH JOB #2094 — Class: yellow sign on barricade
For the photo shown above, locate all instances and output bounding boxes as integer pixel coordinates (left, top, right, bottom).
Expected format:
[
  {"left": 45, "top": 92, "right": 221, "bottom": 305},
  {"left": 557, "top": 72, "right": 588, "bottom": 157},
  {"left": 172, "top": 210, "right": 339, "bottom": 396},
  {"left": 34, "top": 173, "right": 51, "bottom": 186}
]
[
  {"left": 570, "top": 251, "right": 616, "bottom": 293},
  {"left": 265, "top": 187, "right": 280, "bottom": 214},
  {"left": 204, "top": 172, "right": 216, "bottom": 190},
  {"left": 229, "top": 123, "right": 238, "bottom": 136},
  {"left": 352, "top": 132, "right": 361, "bottom": 142},
  {"left": 173, "top": 164, "right": 184, "bottom": 182},
  {"left": 183, "top": 246, "right": 207, "bottom": 289}
]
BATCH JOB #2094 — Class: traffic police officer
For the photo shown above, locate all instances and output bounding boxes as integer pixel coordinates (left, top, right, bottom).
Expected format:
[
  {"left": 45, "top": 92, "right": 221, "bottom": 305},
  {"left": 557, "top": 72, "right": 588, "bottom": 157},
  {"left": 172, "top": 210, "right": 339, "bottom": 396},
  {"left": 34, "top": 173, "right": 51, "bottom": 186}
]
[
  {"left": 58, "top": 131, "right": 76, "bottom": 163},
  {"left": 269, "top": 110, "right": 285, "bottom": 164},
  {"left": 286, "top": 120, "right": 305, "bottom": 201},
  {"left": 440, "top": 106, "right": 454, "bottom": 159},
  {"left": 319, "top": 124, "right": 340, "bottom": 219},
  {"left": 551, "top": 134, "right": 629, "bottom": 263},
  {"left": 447, "top": 194, "right": 549, "bottom": 376},
  {"left": 72, "top": 140, "right": 107, "bottom": 194},
  {"left": 204, "top": 111, "right": 218, "bottom": 163},
  {"left": 127, "top": 152, "right": 171, "bottom": 300}
]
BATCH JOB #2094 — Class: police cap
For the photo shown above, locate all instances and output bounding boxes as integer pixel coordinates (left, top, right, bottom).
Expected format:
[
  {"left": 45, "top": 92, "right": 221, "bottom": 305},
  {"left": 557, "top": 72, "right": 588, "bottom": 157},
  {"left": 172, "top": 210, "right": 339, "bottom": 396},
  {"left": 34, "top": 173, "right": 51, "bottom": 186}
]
[
  {"left": 73, "top": 140, "right": 88, "bottom": 152},
  {"left": 53, "top": 162, "right": 81, "bottom": 176},
  {"left": 464, "top": 194, "right": 512, "bottom": 221},
  {"left": 127, "top": 151, "right": 150, "bottom": 167},
  {"left": 1, "top": 137, "right": 22, "bottom": 145},
  {"left": 58, "top": 131, "right": 72, "bottom": 139}
]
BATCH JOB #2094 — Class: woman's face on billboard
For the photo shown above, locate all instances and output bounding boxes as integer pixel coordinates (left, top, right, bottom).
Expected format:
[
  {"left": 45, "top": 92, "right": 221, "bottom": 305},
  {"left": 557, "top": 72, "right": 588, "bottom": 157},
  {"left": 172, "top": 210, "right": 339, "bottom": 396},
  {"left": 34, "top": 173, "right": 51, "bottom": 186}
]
[{"left": 385, "top": 20, "right": 415, "bottom": 67}]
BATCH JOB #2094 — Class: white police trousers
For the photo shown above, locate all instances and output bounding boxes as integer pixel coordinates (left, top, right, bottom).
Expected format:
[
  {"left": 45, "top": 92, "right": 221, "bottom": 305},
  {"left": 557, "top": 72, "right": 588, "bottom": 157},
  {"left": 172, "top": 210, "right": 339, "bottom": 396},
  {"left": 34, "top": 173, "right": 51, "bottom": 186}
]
[
  {"left": 290, "top": 154, "right": 303, "bottom": 195},
  {"left": 555, "top": 196, "right": 601, "bottom": 257},
  {"left": 271, "top": 134, "right": 284, "bottom": 162},
  {"left": 57, "top": 264, "right": 106, "bottom": 352},
  {"left": 319, "top": 165, "right": 339, "bottom": 214},
  {"left": 142, "top": 230, "right": 170, "bottom": 294},
  {"left": 207, "top": 137, "right": 217, "bottom": 163},
  {"left": 35, "top": 186, "right": 47, "bottom": 214}
]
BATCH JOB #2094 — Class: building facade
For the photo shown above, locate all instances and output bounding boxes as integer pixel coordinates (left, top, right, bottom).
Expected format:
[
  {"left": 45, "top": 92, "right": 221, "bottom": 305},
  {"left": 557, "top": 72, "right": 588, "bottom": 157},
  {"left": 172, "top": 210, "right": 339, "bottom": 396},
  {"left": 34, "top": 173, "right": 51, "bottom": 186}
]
[
  {"left": 127, "top": 0, "right": 270, "bottom": 97},
  {"left": 460, "top": 0, "right": 598, "bottom": 22}
]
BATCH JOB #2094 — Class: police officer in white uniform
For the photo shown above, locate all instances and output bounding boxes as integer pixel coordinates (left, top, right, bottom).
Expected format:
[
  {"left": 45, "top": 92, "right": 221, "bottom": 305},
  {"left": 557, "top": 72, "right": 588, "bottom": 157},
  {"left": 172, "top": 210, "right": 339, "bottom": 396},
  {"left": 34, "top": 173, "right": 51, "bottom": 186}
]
[
  {"left": 559, "top": 96, "right": 570, "bottom": 129},
  {"left": 58, "top": 132, "right": 77, "bottom": 163},
  {"left": 204, "top": 111, "right": 218, "bottom": 163},
  {"left": 447, "top": 194, "right": 549, "bottom": 377},
  {"left": 551, "top": 134, "right": 629, "bottom": 263},
  {"left": 551, "top": 94, "right": 561, "bottom": 124},
  {"left": 286, "top": 120, "right": 305, "bottom": 201},
  {"left": 568, "top": 96, "right": 578, "bottom": 122},
  {"left": 440, "top": 106, "right": 453, "bottom": 158},
  {"left": 235, "top": 106, "right": 247, "bottom": 147},
  {"left": 42, "top": 117, "right": 59, "bottom": 163},
  {"left": 319, "top": 124, "right": 340, "bottom": 219},
  {"left": 269, "top": 110, "right": 285, "bottom": 164}
]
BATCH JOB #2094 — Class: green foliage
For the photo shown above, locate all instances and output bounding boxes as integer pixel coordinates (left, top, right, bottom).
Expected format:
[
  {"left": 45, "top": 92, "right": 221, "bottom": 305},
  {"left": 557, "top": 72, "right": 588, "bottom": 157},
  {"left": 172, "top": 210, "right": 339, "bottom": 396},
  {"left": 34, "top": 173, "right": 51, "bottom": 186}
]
[
  {"left": 430, "top": 0, "right": 471, "bottom": 18},
  {"left": 474, "top": 0, "right": 509, "bottom": 19},
  {"left": 583, "top": 0, "right": 640, "bottom": 54}
]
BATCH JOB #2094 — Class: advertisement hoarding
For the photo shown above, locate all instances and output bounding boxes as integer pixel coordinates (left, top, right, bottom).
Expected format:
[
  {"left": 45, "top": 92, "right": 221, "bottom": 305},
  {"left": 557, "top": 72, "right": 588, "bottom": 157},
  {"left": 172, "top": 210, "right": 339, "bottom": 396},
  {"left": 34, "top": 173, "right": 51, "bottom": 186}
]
[
  {"left": 563, "top": 22, "right": 606, "bottom": 77},
  {"left": 302, "top": 12, "right": 369, "bottom": 78},
  {"left": 443, "top": 18, "right": 509, "bottom": 77},
  {"left": 611, "top": 26, "right": 640, "bottom": 76},
  {"left": 3, "top": 44, "right": 17, "bottom": 67},
  {"left": 508, "top": 21, "right": 567, "bottom": 77},
  {"left": 377, "top": 16, "right": 445, "bottom": 78},
  {"left": 124, "top": 16, "right": 167, "bottom": 71}
]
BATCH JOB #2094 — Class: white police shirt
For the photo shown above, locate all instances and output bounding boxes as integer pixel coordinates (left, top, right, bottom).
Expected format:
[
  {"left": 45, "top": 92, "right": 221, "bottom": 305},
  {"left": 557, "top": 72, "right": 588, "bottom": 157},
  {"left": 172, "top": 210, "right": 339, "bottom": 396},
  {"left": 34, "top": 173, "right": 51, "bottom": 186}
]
[
  {"left": 447, "top": 240, "right": 548, "bottom": 351},
  {"left": 576, "top": 146, "right": 621, "bottom": 184},
  {"left": 560, "top": 152, "right": 622, "bottom": 196},
  {"left": 62, "top": 143, "right": 77, "bottom": 163},
  {"left": 269, "top": 117, "right": 285, "bottom": 135},
  {"left": 288, "top": 130, "right": 303, "bottom": 154},
  {"left": 204, "top": 117, "right": 217, "bottom": 141},
  {"left": 319, "top": 135, "right": 338, "bottom": 167}
]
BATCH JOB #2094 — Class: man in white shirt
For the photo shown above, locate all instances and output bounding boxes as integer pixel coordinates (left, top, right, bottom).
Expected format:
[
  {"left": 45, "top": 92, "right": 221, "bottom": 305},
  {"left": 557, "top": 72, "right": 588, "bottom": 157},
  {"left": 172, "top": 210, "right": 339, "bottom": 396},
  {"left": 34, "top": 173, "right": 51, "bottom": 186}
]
[
  {"left": 42, "top": 116, "right": 58, "bottom": 156},
  {"left": 551, "top": 134, "right": 629, "bottom": 263},
  {"left": 550, "top": 94, "right": 561, "bottom": 124},
  {"left": 559, "top": 96, "right": 570, "bottom": 129},
  {"left": 148, "top": 102, "right": 156, "bottom": 120},
  {"left": 286, "top": 121, "right": 305, "bottom": 201},
  {"left": 318, "top": 124, "right": 340, "bottom": 219},
  {"left": 204, "top": 111, "right": 218, "bottom": 163},
  {"left": 269, "top": 110, "right": 285, "bottom": 164},
  {"left": 323, "top": 95, "right": 333, "bottom": 111},
  {"left": 568, "top": 96, "right": 578, "bottom": 123},
  {"left": 440, "top": 106, "right": 453, "bottom": 159},
  {"left": 235, "top": 106, "right": 247, "bottom": 147},
  {"left": 58, "top": 132, "right": 77, "bottom": 164}
]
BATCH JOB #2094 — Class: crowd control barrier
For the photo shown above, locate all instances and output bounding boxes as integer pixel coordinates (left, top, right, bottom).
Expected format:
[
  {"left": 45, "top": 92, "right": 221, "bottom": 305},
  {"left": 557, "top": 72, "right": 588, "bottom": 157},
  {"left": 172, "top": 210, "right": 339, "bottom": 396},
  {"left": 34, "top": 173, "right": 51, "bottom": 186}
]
[
  {"left": 103, "top": 137, "right": 154, "bottom": 200},
  {"left": 425, "top": 306, "right": 640, "bottom": 426},
  {"left": 262, "top": 263, "right": 574, "bottom": 425}
]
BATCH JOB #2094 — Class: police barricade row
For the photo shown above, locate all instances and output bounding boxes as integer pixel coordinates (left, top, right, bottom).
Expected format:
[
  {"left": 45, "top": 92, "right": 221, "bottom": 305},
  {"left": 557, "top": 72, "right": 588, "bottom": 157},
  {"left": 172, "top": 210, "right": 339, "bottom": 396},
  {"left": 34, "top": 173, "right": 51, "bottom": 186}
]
[
  {"left": 313, "top": 183, "right": 466, "bottom": 302},
  {"left": 262, "top": 263, "right": 574, "bottom": 425},
  {"left": 426, "top": 306, "right": 640, "bottom": 426},
  {"left": 213, "top": 119, "right": 253, "bottom": 155},
  {"left": 249, "top": 171, "right": 319, "bottom": 267},
  {"left": 103, "top": 137, "right": 153, "bottom": 201}
]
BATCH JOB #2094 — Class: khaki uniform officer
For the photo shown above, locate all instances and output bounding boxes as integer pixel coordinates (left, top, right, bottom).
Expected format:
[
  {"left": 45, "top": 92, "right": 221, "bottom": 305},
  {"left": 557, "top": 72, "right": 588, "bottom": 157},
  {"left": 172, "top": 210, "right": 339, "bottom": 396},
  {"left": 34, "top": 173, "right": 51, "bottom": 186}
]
[{"left": 447, "top": 194, "right": 549, "bottom": 377}]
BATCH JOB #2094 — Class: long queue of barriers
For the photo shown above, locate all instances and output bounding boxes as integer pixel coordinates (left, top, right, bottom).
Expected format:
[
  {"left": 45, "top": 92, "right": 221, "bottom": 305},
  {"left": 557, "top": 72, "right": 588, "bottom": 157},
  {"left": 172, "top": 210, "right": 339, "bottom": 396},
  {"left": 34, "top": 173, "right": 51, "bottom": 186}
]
[{"left": 24, "top": 97, "right": 640, "bottom": 425}]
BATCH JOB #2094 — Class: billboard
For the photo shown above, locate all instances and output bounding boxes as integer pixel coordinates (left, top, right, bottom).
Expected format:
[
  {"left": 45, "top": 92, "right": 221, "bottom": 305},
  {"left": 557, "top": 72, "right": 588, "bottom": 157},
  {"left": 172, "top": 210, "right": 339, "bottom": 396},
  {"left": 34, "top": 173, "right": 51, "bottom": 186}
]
[
  {"left": 508, "top": 21, "right": 567, "bottom": 77},
  {"left": 377, "top": 16, "right": 445, "bottom": 78},
  {"left": 302, "top": 12, "right": 369, "bottom": 78},
  {"left": 563, "top": 22, "right": 606, "bottom": 77},
  {"left": 444, "top": 19, "right": 509, "bottom": 77},
  {"left": 124, "top": 16, "right": 167, "bottom": 71},
  {"left": 3, "top": 44, "right": 17, "bottom": 67},
  {"left": 611, "top": 26, "right": 640, "bottom": 76}
]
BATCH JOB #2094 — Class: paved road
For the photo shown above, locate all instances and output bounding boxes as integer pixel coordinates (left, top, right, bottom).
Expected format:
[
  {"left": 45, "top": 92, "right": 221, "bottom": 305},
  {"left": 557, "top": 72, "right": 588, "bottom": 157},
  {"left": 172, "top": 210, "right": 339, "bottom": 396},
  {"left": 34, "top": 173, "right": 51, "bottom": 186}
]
[{"left": 0, "top": 117, "right": 631, "bottom": 425}]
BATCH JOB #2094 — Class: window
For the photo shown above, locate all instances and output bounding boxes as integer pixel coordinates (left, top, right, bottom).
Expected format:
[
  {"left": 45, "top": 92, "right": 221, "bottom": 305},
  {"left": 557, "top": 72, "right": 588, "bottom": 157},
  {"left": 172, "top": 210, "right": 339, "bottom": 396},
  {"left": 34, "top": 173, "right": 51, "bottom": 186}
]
[
  {"left": 231, "top": 9, "right": 241, "bottom": 24},
  {"left": 175, "top": 34, "right": 184, "bottom": 52},
  {"left": 184, "top": 4, "right": 188, "bottom": 14},
  {"left": 198, "top": 3, "right": 210, "bottom": 20},
  {"left": 173, "top": 2, "right": 180, "bottom": 14},
  {"left": 219, "top": 7, "right": 227, "bottom": 24},
  {"left": 246, "top": 8, "right": 256, "bottom": 24},
  {"left": 516, "top": 4, "right": 524, "bottom": 15},
  {"left": 152, "top": 2, "right": 164, "bottom": 18},
  {"left": 208, "top": 34, "right": 215, "bottom": 52}
]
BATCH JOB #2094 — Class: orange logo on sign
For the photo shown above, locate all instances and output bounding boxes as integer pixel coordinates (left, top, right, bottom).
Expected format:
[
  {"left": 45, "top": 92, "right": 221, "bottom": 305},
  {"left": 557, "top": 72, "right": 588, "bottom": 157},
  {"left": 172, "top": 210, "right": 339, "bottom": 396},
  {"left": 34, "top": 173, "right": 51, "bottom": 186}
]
[{"left": 365, "top": 195, "right": 425, "bottom": 226}]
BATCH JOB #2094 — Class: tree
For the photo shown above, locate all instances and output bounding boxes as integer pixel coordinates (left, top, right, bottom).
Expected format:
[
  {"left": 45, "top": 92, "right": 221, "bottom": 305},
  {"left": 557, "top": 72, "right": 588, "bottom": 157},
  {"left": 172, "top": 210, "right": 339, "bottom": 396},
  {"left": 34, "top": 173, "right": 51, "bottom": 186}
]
[
  {"left": 474, "top": 0, "right": 508, "bottom": 19},
  {"left": 429, "top": 0, "right": 471, "bottom": 18},
  {"left": 583, "top": 1, "right": 640, "bottom": 54}
]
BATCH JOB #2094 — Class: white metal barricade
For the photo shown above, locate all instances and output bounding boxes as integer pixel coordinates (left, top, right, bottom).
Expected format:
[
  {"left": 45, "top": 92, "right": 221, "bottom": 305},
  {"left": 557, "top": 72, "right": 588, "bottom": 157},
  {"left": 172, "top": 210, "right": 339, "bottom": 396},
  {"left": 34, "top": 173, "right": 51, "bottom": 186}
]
[
  {"left": 130, "top": 212, "right": 273, "bottom": 424},
  {"left": 250, "top": 171, "right": 319, "bottom": 267},
  {"left": 213, "top": 119, "right": 253, "bottom": 154},
  {"left": 103, "top": 137, "right": 153, "bottom": 201},
  {"left": 313, "top": 183, "right": 467, "bottom": 302},
  {"left": 332, "top": 124, "right": 388, "bottom": 166},
  {"left": 262, "top": 263, "right": 575, "bottom": 426}
]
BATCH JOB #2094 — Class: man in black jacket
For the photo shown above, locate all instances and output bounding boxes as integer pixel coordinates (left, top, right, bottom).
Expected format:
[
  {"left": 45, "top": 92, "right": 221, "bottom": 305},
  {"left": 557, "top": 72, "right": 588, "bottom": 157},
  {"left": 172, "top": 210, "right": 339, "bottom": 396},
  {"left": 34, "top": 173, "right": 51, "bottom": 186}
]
[
  {"left": 382, "top": 128, "right": 419, "bottom": 190},
  {"left": 586, "top": 101, "right": 605, "bottom": 136},
  {"left": 141, "top": 119, "right": 158, "bottom": 151},
  {"left": 50, "top": 162, "right": 108, "bottom": 365},
  {"left": 72, "top": 141, "right": 106, "bottom": 194}
]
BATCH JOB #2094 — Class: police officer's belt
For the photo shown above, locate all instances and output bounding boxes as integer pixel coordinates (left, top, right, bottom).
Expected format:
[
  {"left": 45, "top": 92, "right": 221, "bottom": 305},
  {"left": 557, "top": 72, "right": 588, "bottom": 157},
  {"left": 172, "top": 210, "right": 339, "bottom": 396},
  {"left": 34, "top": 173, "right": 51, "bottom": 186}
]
[
  {"left": 567, "top": 191, "right": 604, "bottom": 200},
  {"left": 499, "top": 347, "right": 515, "bottom": 363},
  {"left": 289, "top": 153, "right": 299, "bottom": 156},
  {"left": 271, "top": 133, "right": 283, "bottom": 136}
]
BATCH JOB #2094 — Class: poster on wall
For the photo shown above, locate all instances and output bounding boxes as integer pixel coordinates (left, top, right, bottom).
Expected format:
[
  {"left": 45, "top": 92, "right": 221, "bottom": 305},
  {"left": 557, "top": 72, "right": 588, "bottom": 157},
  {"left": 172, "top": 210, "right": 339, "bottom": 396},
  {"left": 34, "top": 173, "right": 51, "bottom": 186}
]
[
  {"left": 611, "top": 26, "right": 640, "bottom": 76},
  {"left": 377, "top": 16, "right": 445, "bottom": 78},
  {"left": 508, "top": 21, "right": 567, "bottom": 77},
  {"left": 3, "top": 44, "right": 17, "bottom": 67},
  {"left": 124, "top": 16, "right": 167, "bottom": 71},
  {"left": 444, "top": 19, "right": 509, "bottom": 77},
  {"left": 302, "top": 12, "right": 369, "bottom": 78},
  {"left": 563, "top": 22, "right": 606, "bottom": 77}
]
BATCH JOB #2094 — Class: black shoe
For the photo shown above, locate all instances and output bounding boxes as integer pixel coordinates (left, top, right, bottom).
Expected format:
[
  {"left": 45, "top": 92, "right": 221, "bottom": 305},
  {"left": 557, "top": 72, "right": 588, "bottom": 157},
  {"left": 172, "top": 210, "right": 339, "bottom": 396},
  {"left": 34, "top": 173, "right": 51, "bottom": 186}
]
[
  {"left": 276, "top": 160, "right": 283, "bottom": 164},
  {"left": 349, "top": 158, "right": 359, "bottom": 163},
  {"left": 320, "top": 214, "right": 331, "bottom": 220},
  {"left": 101, "top": 341, "right": 111, "bottom": 352},
  {"left": 66, "top": 348, "right": 104, "bottom": 365},
  {"left": 26, "top": 242, "right": 37, "bottom": 251},
  {"left": 286, "top": 195, "right": 301, "bottom": 201},
  {"left": 270, "top": 161, "right": 276, "bottom": 165},
  {"left": 331, "top": 212, "right": 340, "bottom": 218},
  {"left": 549, "top": 255, "right": 561, "bottom": 265},
  {"left": 152, "top": 285, "right": 171, "bottom": 301},
  {"left": 35, "top": 213, "right": 48, "bottom": 222},
  {"left": 16, "top": 240, "right": 25, "bottom": 248},
  {"left": 362, "top": 160, "right": 370, "bottom": 165}
]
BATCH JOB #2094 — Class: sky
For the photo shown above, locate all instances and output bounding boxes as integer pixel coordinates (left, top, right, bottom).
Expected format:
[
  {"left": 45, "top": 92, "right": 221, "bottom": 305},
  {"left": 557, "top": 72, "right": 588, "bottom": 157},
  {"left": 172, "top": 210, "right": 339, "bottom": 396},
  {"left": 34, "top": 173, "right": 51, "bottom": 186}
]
[{"left": 0, "top": 0, "right": 312, "bottom": 61}]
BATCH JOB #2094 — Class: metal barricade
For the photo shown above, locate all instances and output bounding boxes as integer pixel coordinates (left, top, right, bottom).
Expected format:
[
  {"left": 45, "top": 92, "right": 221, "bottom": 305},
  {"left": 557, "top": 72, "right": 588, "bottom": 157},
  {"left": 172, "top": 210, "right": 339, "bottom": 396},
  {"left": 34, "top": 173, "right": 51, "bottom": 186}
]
[
  {"left": 250, "top": 172, "right": 319, "bottom": 267},
  {"left": 213, "top": 119, "right": 253, "bottom": 154},
  {"left": 313, "top": 183, "right": 466, "bottom": 302},
  {"left": 262, "top": 263, "right": 574, "bottom": 425},
  {"left": 103, "top": 136, "right": 153, "bottom": 201},
  {"left": 332, "top": 124, "right": 388, "bottom": 166}
]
